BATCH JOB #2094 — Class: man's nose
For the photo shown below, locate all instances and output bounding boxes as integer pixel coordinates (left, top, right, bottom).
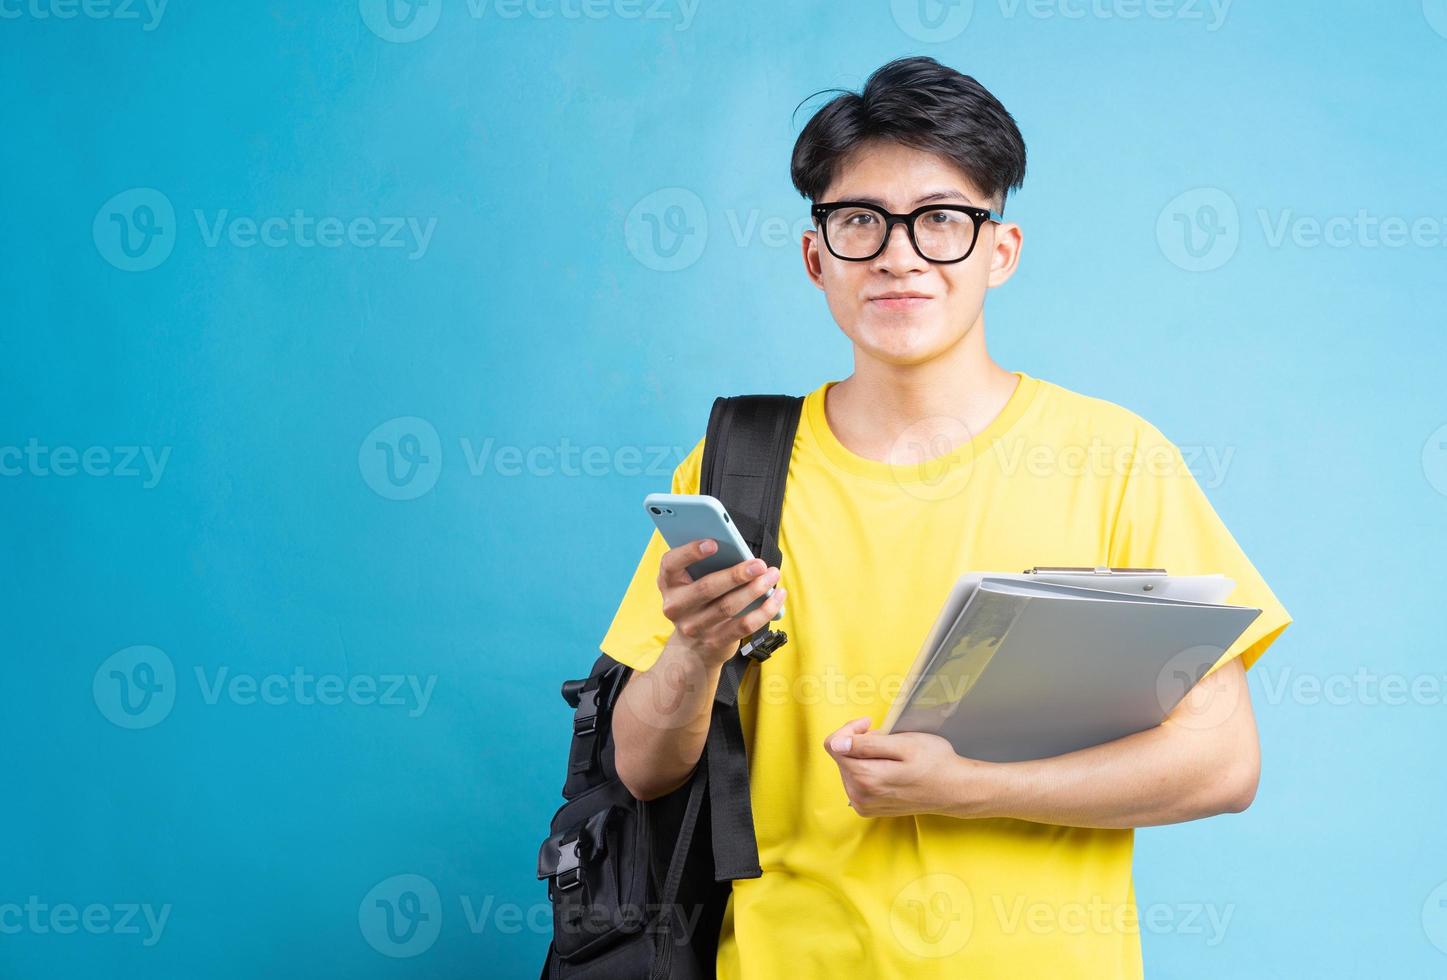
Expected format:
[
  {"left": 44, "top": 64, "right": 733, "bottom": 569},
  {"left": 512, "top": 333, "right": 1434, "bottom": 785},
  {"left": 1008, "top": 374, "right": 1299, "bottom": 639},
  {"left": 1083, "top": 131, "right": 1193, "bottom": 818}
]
[{"left": 873, "top": 221, "right": 927, "bottom": 272}]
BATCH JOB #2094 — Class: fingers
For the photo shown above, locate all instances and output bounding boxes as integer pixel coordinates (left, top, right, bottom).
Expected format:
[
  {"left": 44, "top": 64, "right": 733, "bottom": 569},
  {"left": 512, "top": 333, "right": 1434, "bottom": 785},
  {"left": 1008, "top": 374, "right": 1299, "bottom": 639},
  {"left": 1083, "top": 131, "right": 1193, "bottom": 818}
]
[
  {"left": 716, "top": 567, "right": 781, "bottom": 619},
  {"left": 657, "top": 538, "right": 719, "bottom": 587},
  {"left": 656, "top": 539, "right": 789, "bottom": 662},
  {"left": 733, "top": 584, "right": 787, "bottom": 634},
  {"left": 658, "top": 539, "right": 774, "bottom": 606},
  {"left": 685, "top": 557, "right": 772, "bottom": 609},
  {"left": 837, "top": 733, "right": 910, "bottom": 762},
  {"left": 660, "top": 552, "right": 777, "bottom": 630},
  {"left": 673, "top": 577, "right": 786, "bottom": 653},
  {"left": 824, "top": 717, "right": 873, "bottom": 757}
]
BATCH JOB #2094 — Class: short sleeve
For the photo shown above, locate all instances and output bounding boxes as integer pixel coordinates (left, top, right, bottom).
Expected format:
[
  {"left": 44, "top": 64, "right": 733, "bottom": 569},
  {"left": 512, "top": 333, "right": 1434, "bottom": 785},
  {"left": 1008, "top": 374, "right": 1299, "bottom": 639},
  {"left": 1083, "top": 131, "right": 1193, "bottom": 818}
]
[
  {"left": 598, "top": 436, "right": 706, "bottom": 672},
  {"left": 1107, "top": 425, "right": 1291, "bottom": 674}
]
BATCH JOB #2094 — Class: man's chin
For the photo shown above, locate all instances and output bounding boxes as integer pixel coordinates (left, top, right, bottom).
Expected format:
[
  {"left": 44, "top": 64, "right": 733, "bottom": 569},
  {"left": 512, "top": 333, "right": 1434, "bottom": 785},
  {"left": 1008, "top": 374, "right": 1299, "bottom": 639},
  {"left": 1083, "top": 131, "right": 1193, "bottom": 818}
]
[{"left": 850, "top": 322, "right": 956, "bottom": 365}]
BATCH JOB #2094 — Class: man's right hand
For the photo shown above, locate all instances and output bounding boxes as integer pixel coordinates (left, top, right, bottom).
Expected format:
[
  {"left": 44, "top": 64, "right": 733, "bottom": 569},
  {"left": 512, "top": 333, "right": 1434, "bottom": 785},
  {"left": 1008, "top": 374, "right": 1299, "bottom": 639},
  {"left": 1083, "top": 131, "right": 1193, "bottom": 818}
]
[{"left": 656, "top": 538, "right": 786, "bottom": 669}]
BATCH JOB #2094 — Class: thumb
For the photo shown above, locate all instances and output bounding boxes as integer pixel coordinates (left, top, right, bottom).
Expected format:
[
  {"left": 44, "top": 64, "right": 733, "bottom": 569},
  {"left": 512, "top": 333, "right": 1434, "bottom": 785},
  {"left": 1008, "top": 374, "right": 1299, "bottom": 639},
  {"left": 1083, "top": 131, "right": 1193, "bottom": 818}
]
[{"left": 826, "top": 717, "right": 873, "bottom": 755}]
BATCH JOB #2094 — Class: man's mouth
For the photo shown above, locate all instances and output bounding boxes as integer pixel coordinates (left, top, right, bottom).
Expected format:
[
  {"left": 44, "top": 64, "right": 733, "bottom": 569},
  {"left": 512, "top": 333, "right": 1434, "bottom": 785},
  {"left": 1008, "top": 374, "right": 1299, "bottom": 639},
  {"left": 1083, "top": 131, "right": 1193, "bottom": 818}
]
[{"left": 867, "top": 292, "right": 933, "bottom": 311}]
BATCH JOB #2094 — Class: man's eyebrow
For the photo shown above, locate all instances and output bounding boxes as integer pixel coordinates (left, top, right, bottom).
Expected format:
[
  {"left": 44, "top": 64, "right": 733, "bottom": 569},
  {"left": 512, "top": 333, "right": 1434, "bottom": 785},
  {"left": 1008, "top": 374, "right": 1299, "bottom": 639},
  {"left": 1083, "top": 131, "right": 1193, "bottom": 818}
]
[{"left": 840, "top": 190, "right": 977, "bottom": 208}]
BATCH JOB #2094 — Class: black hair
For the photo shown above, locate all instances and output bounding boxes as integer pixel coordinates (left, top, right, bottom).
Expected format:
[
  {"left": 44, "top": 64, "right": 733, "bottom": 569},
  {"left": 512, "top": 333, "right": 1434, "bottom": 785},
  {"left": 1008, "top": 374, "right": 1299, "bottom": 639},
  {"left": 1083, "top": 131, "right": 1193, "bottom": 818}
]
[{"left": 790, "top": 57, "right": 1027, "bottom": 214}]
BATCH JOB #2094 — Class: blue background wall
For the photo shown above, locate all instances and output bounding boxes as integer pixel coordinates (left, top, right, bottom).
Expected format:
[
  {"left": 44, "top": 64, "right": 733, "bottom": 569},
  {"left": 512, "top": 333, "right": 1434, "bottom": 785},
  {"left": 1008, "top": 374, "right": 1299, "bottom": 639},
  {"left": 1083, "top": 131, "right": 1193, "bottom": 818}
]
[{"left": 3, "top": 1, "right": 1445, "bottom": 977}]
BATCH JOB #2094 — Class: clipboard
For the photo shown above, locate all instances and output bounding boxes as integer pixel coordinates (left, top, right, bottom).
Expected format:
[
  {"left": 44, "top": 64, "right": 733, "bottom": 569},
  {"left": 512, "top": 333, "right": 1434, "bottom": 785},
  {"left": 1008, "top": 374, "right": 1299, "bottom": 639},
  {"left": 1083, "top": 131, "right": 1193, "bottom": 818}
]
[{"left": 879, "top": 567, "right": 1258, "bottom": 761}]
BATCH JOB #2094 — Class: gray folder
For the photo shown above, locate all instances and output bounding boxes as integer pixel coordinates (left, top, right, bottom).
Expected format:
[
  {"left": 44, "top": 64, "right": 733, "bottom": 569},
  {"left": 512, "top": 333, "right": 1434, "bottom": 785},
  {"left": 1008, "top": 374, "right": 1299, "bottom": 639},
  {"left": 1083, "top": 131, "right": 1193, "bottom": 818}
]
[{"left": 884, "top": 577, "right": 1261, "bottom": 763}]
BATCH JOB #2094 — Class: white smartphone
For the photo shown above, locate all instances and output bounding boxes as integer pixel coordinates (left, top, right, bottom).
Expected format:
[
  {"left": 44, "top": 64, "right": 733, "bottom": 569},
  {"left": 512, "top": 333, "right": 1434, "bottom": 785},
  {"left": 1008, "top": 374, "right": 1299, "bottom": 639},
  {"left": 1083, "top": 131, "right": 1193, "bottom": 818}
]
[{"left": 644, "top": 493, "right": 784, "bottom": 620}]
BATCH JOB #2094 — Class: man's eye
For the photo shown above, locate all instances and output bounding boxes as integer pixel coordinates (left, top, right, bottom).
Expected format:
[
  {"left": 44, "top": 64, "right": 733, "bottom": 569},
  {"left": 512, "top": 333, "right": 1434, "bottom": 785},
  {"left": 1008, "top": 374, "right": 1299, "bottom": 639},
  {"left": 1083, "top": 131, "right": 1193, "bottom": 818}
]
[{"left": 844, "top": 212, "right": 877, "bottom": 225}]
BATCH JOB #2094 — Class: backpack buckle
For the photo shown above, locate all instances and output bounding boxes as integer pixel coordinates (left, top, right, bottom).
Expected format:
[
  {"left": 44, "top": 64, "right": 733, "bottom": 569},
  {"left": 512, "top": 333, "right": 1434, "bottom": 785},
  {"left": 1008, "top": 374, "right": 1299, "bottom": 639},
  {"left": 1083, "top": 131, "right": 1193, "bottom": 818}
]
[
  {"left": 553, "top": 839, "right": 583, "bottom": 892},
  {"left": 572, "top": 691, "right": 600, "bottom": 736},
  {"left": 740, "top": 628, "right": 787, "bottom": 662}
]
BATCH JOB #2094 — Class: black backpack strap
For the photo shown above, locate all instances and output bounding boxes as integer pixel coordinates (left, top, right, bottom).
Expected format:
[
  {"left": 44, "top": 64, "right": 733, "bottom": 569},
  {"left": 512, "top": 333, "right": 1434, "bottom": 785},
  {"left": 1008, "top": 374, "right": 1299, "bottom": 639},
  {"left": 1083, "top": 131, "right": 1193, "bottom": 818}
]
[
  {"left": 559, "top": 660, "right": 629, "bottom": 799},
  {"left": 700, "top": 394, "right": 802, "bottom": 662},
  {"left": 704, "top": 656, "right": 760, "bottom": 881},
  {"left": 701, "top": 395, "right": 800, "bottom": 567},
  {"left": 698, "top": 394, "right": 802, "bottom": 882}
]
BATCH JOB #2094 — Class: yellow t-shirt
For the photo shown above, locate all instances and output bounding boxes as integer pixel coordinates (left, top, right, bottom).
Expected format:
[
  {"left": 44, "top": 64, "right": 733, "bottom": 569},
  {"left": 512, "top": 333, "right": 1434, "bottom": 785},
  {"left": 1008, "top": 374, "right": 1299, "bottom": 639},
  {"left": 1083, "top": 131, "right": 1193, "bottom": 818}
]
[{"left": 600, "top": 372, "right": 1291, "bottom": 979}]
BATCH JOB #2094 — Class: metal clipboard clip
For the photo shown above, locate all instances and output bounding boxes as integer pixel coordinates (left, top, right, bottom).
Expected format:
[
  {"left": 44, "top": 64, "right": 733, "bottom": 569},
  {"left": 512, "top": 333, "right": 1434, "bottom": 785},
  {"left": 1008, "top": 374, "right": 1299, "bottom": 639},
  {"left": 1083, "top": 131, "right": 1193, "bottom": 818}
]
[{"left": 1024, "top": 566, "right": 1168, "bottom": 575}]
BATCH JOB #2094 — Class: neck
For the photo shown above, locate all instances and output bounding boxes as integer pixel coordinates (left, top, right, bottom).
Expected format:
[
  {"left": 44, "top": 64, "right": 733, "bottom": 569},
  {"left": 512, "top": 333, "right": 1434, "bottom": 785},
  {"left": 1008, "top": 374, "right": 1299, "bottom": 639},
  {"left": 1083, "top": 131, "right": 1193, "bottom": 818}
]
[{"left": 826, "top": 315, "right": 1020, "bottom": 464}]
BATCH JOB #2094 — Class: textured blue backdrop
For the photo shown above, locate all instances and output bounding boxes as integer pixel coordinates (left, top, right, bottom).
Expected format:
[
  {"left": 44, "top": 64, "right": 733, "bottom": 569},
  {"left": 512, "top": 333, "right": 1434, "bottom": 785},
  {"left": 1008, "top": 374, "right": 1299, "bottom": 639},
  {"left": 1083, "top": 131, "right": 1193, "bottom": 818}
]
[{"left": 4, "top": 1, "right": 1446, "bottom": 977}]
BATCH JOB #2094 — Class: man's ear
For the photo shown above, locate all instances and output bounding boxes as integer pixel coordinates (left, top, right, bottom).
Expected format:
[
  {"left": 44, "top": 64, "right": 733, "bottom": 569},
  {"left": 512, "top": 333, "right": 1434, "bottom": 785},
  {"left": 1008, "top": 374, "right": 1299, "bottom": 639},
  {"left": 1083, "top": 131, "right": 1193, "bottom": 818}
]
[
  {"left": 802, "top": 228, "right": 826, "bottom": 290},
  {"left": 986, "top": 220, "right": 1023, "bottom": 289}
]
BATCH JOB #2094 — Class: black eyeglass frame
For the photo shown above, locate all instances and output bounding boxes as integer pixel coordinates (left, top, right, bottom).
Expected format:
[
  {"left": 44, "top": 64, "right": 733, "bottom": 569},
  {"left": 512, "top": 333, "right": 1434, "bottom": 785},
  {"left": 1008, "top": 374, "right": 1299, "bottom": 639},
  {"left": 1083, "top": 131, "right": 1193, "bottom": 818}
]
[{"left": 810, "top": 201, "right": 1004, "bottom": 264}]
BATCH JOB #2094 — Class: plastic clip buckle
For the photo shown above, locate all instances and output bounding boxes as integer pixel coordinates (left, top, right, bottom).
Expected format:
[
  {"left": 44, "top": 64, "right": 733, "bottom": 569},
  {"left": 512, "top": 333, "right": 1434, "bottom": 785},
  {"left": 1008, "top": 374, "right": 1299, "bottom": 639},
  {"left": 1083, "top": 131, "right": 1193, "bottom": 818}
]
[
  {"left": 553, "top": 839, "right": 582, "bottom": 892},
  {"left": 739, "top": 628, "right": 787, "bottom": 662},
  {"left": 572, "top": 692, "right": 599, "bottom": 736}
]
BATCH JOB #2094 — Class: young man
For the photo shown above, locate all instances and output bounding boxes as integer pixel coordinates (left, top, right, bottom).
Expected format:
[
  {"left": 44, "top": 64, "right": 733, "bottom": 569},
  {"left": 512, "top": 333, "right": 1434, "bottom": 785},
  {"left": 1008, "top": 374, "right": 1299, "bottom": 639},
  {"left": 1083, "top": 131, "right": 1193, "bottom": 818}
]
[{"left": 601, "top": 57, "right": 1290, "bottom": 979}]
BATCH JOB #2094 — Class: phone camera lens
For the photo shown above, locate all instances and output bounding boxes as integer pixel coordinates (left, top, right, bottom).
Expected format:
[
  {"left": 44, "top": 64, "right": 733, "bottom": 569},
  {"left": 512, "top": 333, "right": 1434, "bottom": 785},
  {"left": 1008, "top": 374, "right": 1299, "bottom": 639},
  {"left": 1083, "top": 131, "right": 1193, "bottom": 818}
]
[{"left": 649, "top": 506, "right": 662, "bottom": 515}]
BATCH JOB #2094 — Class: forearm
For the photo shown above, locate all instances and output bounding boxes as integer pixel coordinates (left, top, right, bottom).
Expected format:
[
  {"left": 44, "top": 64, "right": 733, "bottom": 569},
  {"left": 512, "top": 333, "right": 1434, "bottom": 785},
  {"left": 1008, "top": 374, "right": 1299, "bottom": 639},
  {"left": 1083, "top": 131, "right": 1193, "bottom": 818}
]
[
  {"left": 950, "top": 723, "right": 1254, "bottom": 829},
  {"left": 944, "top": 662, "right": 1261, "bottom": 829},
  {"left": 612, "top": 635, "right": 722, "bottom": 801}
]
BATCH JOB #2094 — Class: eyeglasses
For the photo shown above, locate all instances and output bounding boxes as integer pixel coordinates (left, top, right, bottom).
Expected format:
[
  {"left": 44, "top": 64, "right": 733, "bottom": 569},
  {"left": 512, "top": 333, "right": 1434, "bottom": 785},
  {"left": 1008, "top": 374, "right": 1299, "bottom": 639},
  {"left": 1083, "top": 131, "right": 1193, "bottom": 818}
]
[{"left": 810, "top": 201, "right": 1002, "bottom": 264}]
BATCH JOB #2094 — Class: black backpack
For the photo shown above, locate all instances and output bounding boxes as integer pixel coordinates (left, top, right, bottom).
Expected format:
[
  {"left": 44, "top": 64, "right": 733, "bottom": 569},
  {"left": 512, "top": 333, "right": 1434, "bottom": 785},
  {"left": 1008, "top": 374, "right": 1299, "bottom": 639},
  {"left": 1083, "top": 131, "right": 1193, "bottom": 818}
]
[{"left": 536, "top": 394, "right": 803, "bottom": 979}]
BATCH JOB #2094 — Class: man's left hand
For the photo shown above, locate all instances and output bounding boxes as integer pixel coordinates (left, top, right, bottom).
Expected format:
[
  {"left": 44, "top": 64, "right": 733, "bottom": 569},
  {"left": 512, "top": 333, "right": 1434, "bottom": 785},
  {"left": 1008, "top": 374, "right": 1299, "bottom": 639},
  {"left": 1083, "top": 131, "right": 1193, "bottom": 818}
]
[{"left": 823, "top": 717, "right": 996, "bottom": 818}]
